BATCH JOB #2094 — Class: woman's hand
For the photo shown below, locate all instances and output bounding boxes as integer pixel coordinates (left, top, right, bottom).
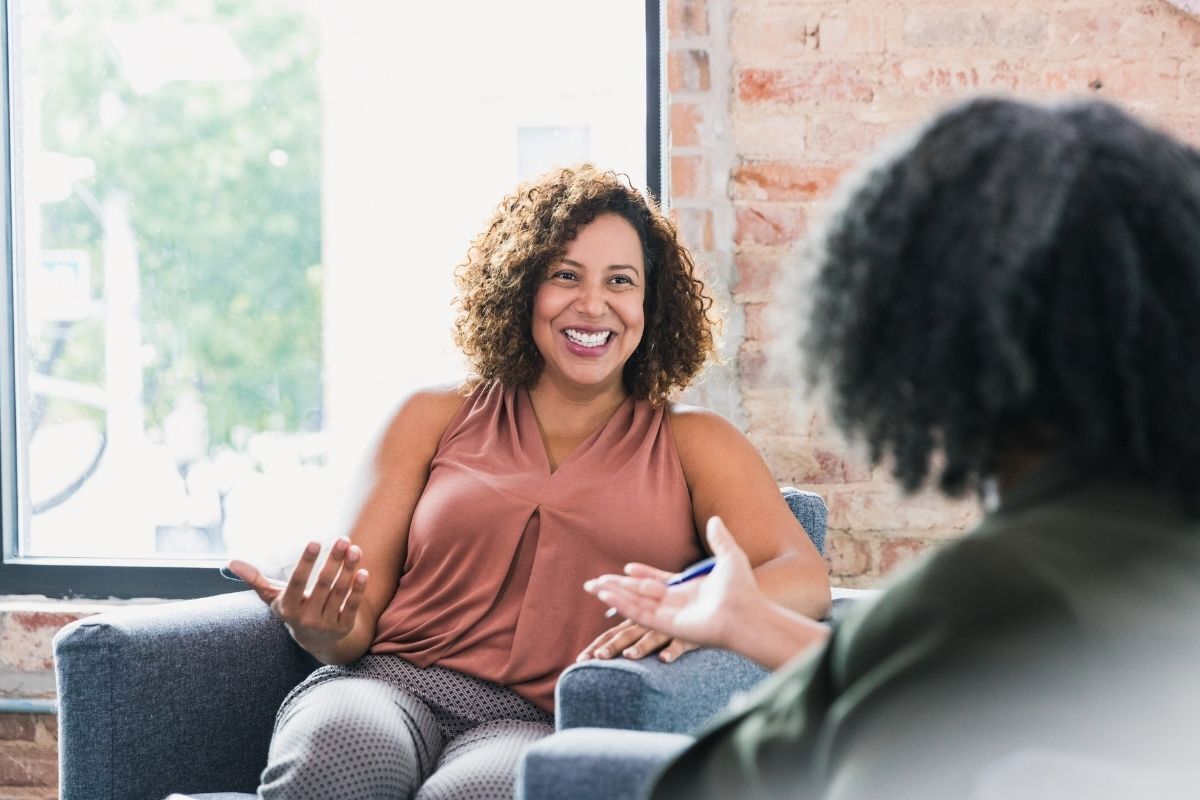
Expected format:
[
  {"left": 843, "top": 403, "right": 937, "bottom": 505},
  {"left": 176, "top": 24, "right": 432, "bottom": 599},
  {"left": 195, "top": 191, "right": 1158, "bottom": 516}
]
[
  {"left": 227, "top": 536, "right": 369, "bottom": 658},
  {"left": 584, "top": 516, "right": 766, "bottom": 653},
  {"left": 576, "top": 613, "right": 699, "bottom": 665}
]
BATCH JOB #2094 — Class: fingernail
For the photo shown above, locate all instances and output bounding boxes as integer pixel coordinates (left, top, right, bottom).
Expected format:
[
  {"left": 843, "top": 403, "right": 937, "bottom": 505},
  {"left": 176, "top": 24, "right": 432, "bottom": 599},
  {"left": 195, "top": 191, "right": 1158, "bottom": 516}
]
[
  {"left": 661, "top": 652, "right": 673, "bottom": 663},
  {"left": 346, "top": 547, "right": 360, "bottom": 563},
  {"left": 583, "top": 580, "right": 595, "bottom": 591},
  {"left": 305, "top": 542, "right": 319, "bottom": 555},
  {"left": 596, "top": 648, "right": 609, "bottom": 658},
  {"left": 625, "top": 648, "right": 638, "bottom": 658}
]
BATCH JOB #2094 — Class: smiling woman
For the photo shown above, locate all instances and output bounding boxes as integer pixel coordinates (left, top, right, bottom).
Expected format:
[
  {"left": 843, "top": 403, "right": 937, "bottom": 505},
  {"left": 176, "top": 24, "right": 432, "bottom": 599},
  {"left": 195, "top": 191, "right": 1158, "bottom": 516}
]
[{"left": 224, "top": 164, "right": 831, "bottom": 799}]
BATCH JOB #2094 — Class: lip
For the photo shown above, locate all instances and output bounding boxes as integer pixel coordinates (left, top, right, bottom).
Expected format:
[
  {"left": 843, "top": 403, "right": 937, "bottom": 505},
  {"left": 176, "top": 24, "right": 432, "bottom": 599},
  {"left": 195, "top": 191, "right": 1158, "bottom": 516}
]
[{"left": 560, "top": 327, "right": 617, "bottom": 358}]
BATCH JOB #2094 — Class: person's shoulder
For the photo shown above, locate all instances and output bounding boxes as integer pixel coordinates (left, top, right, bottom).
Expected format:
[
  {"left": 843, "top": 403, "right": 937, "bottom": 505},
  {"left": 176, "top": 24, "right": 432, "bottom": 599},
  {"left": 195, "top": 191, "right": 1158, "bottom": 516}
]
[
  {"left": 667, "top": 402, "right": 742, "bottom": 443},
  {"left": 378, "top": 382, "right": 472, "bottom": 459}
]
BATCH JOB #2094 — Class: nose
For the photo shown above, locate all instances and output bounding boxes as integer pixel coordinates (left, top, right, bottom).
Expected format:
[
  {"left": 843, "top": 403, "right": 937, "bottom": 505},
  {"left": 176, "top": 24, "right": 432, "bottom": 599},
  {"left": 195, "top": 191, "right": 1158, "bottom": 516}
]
[{"left": 574, "top": 279, "right": 607, "bottom": 318}]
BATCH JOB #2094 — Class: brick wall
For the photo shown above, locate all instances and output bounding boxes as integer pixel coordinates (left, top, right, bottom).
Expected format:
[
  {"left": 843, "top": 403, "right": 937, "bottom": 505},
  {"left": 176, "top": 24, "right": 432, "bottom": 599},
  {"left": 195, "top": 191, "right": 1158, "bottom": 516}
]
[
  {"left": 0, "top": 606, "right": 100, "bottom": 800},
  {"left": 671, "top": 0, "right": 1200, "bottom": 588},
  {"left": 4, "top": 2, "right": 1200, "bottom": 796}
]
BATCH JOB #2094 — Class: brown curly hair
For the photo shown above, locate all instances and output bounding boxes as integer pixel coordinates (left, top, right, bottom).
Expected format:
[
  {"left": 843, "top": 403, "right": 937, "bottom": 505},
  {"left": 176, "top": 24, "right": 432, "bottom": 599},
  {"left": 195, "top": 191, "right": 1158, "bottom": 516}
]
[{"left": 453, "top": 165, "right": 718, "bottom": 405}]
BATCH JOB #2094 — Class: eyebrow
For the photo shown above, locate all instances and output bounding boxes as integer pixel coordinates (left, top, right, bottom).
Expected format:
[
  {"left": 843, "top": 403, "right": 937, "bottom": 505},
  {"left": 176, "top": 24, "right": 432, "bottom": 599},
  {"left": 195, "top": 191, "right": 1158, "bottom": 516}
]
[{"left": 560, "top": 258, "right": 642, "bottom": 276}]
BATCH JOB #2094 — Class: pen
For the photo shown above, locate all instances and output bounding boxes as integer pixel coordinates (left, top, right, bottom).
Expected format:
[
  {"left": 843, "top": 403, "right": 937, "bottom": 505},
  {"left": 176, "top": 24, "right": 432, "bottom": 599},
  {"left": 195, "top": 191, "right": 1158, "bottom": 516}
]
[
  {"left": 666, "top": 556, "right": 717, "bottom": 586},
  {"left": 604, "top": 556, "right": 718, "bottom": 618}
]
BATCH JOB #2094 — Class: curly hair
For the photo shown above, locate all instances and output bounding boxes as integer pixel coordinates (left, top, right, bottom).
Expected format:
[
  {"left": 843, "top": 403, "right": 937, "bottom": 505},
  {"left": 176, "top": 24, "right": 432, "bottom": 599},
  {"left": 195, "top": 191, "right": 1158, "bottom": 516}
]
[
  {"left": 802, "top": 97, "right": 1200, "bottom": 509},
  {"left": 453, "top": 165, "right": 717, "bottom": 404}
]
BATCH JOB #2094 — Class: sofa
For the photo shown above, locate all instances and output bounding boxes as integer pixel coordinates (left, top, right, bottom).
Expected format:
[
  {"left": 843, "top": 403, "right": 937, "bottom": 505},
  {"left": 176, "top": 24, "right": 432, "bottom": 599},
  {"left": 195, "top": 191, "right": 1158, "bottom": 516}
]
[{"left": 54, "top": 488, "right": 856, "bottom": 800}]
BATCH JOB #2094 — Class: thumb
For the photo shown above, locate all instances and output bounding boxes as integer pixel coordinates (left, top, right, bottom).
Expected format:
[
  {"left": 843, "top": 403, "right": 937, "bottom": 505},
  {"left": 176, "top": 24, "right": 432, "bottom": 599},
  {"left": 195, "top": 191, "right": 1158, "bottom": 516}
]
[{"left": 705, "top": 516, "right": 740, "bottom": 559}]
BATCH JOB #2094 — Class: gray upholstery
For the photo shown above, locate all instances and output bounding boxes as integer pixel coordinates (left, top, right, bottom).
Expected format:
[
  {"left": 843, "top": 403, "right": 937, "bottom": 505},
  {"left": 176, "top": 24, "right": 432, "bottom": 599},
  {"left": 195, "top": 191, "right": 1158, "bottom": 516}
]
[
  {"left": 54, "top": 489, "right": 831, "bottom": 800},
  {"left": 55, "top": 591, "right": 317, "bottom": 800},
  {"left": 556, "top": 648, "right": 767, "bottom": 734},
  {"left": 518, "top": 728, "right": 692, "bottom": 800}
]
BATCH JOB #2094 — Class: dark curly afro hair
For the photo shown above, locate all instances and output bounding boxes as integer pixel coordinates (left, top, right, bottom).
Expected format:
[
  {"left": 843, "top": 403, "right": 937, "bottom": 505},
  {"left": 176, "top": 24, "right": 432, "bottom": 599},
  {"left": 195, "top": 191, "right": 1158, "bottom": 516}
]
[
  {"left": 453, "top": 164, "right": 717, "bottom": 405},
  {"left": 803, "top": 97, "right": 1200, "bottom": 510}
]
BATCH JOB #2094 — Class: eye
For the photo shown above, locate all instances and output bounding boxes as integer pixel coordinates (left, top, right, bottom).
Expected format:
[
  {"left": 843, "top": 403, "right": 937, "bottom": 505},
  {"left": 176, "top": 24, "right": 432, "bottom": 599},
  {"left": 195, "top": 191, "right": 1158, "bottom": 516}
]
[
  {"left": 550, "top": 269, "right": 578, "bottom": 281},
  {"left": 610, "top": 274, "right": 636, "bottom": 286}
]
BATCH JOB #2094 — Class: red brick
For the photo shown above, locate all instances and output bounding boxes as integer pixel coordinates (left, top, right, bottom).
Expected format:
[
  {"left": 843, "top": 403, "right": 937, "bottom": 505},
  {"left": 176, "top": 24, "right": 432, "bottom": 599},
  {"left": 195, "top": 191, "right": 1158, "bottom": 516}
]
[
  {"left": 818, "top": 12, "right": 889, "bottom": 54},
  {"left": 0, "top": 716, "right": 35, "bottom": 743},
  {"left": 732, "top": 8, "right": 819, "bottom": 57},
  {"left": 0, "top": 610, "right": 93, "bottom": 672},
  {"left": 827, "top": 533, "right": 871, "bottom": 578},
  {"left": 668, "top": 0, "right": 708, "bottom": 37},
  {"left": 731, "top": 162, "right": 846, "bottom": 202},
  {"left": 903, "top": 10, "right": 1047, "bottom": 49},
  {"left": 878, "top": 536, "right": 935, "bottom": 577},
  {"left": 738, "top": 347, "right": 790, "bottom": 390},
  {"left": 807, "top": 115, "right": 909, "bottom": 160},
  {"left": 760, "top": 438, "right": 873, "bottom": 484},
  {"left": 0, "top": 746, "right": 57, "bottom": 787},
  {"left": 733, "top": 250, "right": 785, "bottom": 296},
  {"left": 734, "top": 204, "right": 806, "bottom": 246},
  {"left": 670, "top": 208, "right": 713, "bottom": 252},
  {"left": 742, "top": 302, "right": 771, "bottom": 342},
  {"left": 1042, "top": 61, "right": 1180, "bottom": 99},
  {"left": 670, "top": 103, "right": 703, "bottom": 148},
  {"left": 888, "top": 59, "right": 1028, "bottom": 97},
  {"left": 738, "top": 66, "right": 874, "bottom": 106},
  {"left": 671, "top": 154, "right": 706, "bottom": 199},
  {"left": 668, "top": 50, "right": 711, "bottom": 93}
]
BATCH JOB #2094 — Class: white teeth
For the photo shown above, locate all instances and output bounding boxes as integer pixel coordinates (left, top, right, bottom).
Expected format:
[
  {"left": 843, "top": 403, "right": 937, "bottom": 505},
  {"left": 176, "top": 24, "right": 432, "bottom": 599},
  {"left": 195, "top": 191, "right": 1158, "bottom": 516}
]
[{"left": 564, "top": 329, "right": 612, "bottom": 348}]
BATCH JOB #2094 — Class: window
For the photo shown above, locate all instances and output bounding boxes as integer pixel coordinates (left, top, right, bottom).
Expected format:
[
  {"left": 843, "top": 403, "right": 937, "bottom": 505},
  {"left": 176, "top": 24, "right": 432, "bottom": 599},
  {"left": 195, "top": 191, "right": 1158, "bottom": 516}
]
[{"left": 1, "top": 0, "right": 665, "bottom": 598}]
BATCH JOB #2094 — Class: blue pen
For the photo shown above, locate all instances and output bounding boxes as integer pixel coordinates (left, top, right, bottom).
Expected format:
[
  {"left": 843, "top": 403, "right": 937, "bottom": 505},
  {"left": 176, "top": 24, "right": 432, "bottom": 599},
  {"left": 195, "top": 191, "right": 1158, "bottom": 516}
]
[{"left": 666, "top": 556, "right": 717, "bottom": 586}]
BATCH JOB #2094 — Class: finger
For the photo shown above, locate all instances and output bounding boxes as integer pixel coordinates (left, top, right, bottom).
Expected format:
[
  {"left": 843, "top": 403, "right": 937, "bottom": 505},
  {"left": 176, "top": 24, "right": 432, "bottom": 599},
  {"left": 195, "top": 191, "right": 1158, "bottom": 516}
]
[
  {"left": 596, "top": 587, "right": 662, "bottom": 631},
  {"left": 577, "top": 619, "right": 637, "bottom": 661},
  {"left": 658, "top": 638, "right": 699, "bottom": 664},
  {"left": 321, "top": 542, "right": 358, "bottom": 619},
  {"left": 594, "top": 622, "right": 651, "bottom": 659},
  {"left": 623, "top": 562, "right": 673, "bottom": 581},
  {"left": 281, "top": 541, "right": 321, "bottom": 617},
  {"left": 313, "top": 538, "right": 350, "bottom": 607},
  {"left": 226, "top": 559, "right": 284, "bottom": 604},
  {"left": 706, "top": 516, "right": 740, "bottom": 557},
  {"left": 622, "top": 628, "right": 671, "bottom": 660},
  {"left": 337, "top": 569, "right": 369, "bottom": 629},
  {"left": 589, "top": 574, "right": 668, "bottom": 601}
]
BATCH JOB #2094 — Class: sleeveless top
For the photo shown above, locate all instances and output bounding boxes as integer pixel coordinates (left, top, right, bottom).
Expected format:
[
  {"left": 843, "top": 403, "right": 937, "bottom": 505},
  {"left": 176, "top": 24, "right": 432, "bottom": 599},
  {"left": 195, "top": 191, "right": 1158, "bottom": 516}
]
[{"left": 369, "top": 381, "right": 702, "bottom": 710}]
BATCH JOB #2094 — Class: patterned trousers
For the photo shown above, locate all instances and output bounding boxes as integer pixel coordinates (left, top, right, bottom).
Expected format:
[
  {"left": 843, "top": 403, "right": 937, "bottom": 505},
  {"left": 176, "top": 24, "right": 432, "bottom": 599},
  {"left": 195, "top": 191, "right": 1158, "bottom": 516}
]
[{"left": 259, "top": 655, "right": 554, "bottom": 800}]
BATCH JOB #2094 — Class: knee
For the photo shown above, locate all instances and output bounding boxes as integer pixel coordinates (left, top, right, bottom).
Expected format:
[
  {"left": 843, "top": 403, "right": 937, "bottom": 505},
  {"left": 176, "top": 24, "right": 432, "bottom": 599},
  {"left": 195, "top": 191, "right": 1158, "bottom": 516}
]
[
  {"left": 261, "top": 678, "right": 441, "bottom": 799},
  {"left": 417, "top": 721, "right": 552, "bottom": 800}
]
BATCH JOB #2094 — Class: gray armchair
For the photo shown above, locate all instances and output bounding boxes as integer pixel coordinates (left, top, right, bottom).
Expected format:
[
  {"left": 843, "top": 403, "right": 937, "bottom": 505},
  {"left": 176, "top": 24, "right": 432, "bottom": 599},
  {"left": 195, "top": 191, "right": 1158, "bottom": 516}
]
[{"left": 54, "top": 489, "right": 833, "bottom": 800}]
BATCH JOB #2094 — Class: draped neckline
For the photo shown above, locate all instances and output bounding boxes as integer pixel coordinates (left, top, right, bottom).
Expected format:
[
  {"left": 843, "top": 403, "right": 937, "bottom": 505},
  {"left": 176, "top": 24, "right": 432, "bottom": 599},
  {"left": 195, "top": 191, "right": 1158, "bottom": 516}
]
[{"left": 519, "top": 386, "right": 635, "bottom": 476}]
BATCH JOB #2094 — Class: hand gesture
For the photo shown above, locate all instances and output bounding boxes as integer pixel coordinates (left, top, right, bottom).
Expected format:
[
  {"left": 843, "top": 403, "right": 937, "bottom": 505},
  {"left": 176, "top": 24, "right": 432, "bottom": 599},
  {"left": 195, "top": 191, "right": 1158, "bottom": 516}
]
[
  {"left": 584, "top": 516, "right": 764, "bottom": 652},
  {"left": 576, "top": 598, "right": 699, "bottom": 664},
  {"left": 227, "top": 537, "right": 369, "bottom": 655}
]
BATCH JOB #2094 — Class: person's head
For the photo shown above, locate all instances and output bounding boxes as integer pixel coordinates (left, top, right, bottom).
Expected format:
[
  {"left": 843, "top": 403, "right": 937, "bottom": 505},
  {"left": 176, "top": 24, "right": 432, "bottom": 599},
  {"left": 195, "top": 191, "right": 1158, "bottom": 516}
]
[
  {"left": 802, "top": 97, "right": 1200, "bottom": 508},
  {"left": 454, "top": 164, "right": 717, "bottom": 404}
]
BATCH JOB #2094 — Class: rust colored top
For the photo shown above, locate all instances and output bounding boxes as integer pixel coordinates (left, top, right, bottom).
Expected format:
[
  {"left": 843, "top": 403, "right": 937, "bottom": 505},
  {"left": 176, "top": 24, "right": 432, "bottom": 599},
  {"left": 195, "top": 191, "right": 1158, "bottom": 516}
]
[{"left": 369, "top": 381, "right": 701, "bottom": 710}]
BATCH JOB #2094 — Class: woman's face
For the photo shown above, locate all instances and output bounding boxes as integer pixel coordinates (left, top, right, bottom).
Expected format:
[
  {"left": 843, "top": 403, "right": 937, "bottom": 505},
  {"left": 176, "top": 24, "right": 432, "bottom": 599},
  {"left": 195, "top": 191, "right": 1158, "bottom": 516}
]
[{"left": 532, "top": 213, "right": 646, "bottom": 397}]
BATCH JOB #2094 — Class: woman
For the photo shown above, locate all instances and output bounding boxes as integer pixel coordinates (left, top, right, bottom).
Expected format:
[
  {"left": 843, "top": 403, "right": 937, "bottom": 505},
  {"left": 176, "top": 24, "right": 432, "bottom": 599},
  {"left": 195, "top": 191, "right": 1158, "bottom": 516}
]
[
  {"left": 230, "top": 165, "right": 830, "bottom": 799},
  {"left": 588, "top": 98, "right": 1200, "bottom": 798}
]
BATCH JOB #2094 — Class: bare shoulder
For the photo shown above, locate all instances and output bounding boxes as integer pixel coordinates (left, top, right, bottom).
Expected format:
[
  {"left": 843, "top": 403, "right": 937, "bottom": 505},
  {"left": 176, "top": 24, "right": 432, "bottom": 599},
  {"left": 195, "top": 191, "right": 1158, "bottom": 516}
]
[
  {"left": 377, "top": 382, "right": 471, "bottom": 463},
  {"left": 668, "top": 402, "right": 756, "bottom": 466}
]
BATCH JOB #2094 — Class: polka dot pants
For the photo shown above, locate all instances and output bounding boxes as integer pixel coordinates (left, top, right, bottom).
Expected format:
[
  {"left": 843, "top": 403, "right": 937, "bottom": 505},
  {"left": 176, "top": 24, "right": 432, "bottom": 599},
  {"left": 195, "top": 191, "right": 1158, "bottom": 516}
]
[{"left": 259, "top": 655, "right": 554, "bottom": 799}]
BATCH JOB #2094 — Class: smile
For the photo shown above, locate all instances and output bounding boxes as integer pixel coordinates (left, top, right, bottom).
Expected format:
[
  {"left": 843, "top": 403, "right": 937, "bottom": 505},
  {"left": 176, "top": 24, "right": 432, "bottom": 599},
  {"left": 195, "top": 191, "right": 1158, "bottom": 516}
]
[{"left": 563, "top": 328, "right": 613, "bottom": 348}]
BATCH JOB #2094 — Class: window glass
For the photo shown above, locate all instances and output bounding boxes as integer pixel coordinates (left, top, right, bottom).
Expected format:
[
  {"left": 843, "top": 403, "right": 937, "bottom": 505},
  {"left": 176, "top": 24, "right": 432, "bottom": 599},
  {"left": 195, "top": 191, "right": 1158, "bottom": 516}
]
[{"left": 9, "top": 0, "right": 651, "bottom": 569}]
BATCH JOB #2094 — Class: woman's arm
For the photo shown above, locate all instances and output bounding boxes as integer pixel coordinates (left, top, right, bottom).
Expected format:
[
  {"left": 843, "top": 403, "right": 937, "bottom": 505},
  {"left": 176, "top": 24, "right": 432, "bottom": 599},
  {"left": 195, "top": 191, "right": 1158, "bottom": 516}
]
[
  {"left": 229, "top": 385, "right": 467, "bottom": 665},
  {"left": 670, "top": 404, "right": 832, "bottom": 619}
]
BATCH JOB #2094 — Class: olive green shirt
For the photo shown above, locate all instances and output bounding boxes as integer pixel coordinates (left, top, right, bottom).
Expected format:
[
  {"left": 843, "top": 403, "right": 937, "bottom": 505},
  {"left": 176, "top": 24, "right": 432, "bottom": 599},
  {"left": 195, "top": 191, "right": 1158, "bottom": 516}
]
[{"left": 652, "top": 460, "right": 1200, "bottom": 799}]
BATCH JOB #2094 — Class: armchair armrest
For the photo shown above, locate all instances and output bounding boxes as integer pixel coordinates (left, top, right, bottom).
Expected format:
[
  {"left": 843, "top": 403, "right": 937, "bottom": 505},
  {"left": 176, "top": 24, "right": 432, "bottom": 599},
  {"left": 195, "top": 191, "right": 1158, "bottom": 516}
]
[
  {"left": 54, "top": 590, "right": 318, "bottom": 800},
  {"left": 556, "top": 648, "right": 768, "bottom": 734}
]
